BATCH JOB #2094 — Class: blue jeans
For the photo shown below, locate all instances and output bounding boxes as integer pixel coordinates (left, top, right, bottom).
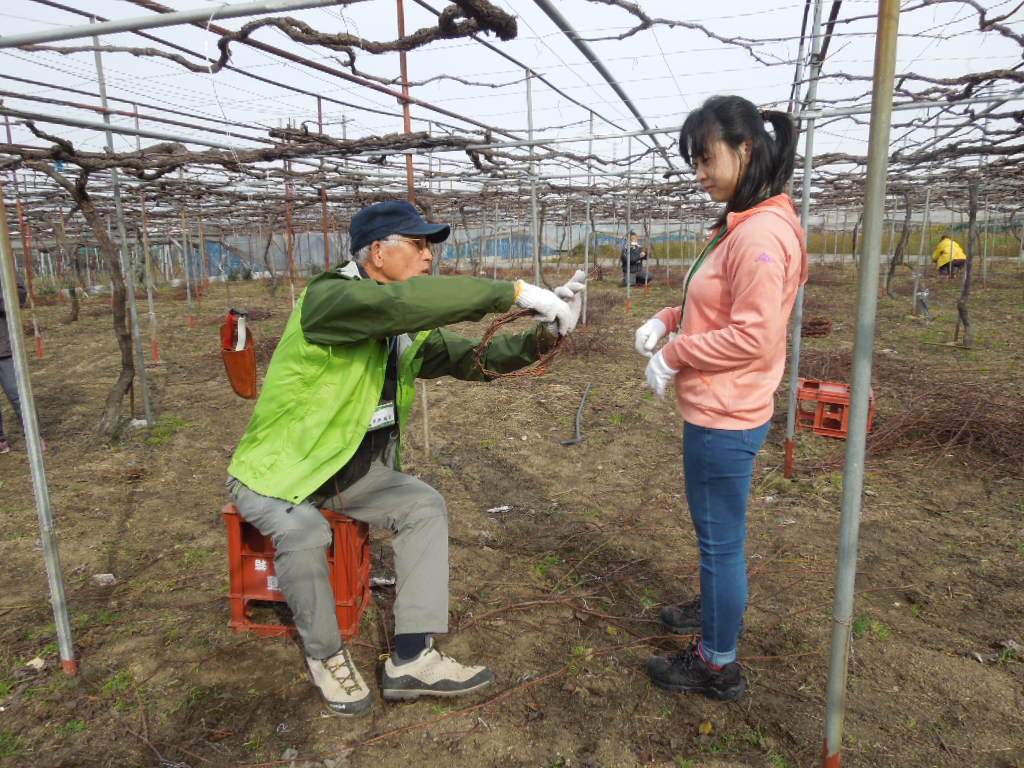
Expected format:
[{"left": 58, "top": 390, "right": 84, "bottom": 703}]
[
  {"left": 0, "top": 356, "right": 23, "bottom": 442},
  {"left": 684, "top": 420, "right": 770, "bottom": 666}
]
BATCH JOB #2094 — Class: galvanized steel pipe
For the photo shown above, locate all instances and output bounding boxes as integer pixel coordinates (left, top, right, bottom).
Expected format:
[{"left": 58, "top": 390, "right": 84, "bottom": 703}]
[
  {"left": 0, "top": 0, "right": 346, "bottom": 47},
  {"left": 823, "top": 2, "right": 901, "bottom": 764},
  {"left": 0, "top": 192, "right": 77, "bottom": 674},
  {"left": 784, "top": 0, "right": 825, "bottom": 477}
]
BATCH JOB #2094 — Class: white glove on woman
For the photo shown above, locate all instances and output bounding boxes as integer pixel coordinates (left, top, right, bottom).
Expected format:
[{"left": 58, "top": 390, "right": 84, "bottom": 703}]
[
  {"left": 548, "top": 269, "right": 587, "bottom": 336},
  {"left": 514, "top": 280, "right": 573, "bottom": 336},
  {"left": 634, "top": 317, "right": 667, "bottom": 357},
  {"left": 645, "top": 349, "right": 679, "bottom": 399}
]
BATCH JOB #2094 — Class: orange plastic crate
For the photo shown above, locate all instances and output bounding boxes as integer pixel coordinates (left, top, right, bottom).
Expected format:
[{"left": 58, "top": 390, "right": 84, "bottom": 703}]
[
  {"left": 796, "top": 378, "right": 875, "bottom": 439},
  {"left": 222, "top": 503, "right": 371, "bottom": 640}
]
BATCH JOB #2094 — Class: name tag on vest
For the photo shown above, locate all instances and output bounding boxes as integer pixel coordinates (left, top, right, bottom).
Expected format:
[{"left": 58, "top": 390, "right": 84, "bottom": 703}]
[{"left": 369, "top": 401, "right": 396, "bottom": 430}]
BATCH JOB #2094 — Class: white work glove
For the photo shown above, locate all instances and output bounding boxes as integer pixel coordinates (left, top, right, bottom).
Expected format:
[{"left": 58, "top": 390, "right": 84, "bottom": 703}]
[
  {"left": 634, "top": 317, "right": 667, "bottom": 357},
  {"left": 514, "top": 279, "right": 574, "bottom": 336},
  {"left": 645, "top": 349, "right": 679, "bottom": 400},
  {"left": 547, "top": 269, "right": 587, "bottom": 336}
]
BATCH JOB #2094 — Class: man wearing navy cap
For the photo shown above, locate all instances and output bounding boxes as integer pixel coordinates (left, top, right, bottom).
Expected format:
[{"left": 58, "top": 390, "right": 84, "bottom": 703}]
[{"left": 227, "top": 200, "right": 585, "bottom": 717}]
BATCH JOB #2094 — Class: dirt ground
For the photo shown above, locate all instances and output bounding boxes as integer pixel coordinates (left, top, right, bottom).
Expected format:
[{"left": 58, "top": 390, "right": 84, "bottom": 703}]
[{"left": 0, "top": 259, "right": 1021, "bottom": 768}]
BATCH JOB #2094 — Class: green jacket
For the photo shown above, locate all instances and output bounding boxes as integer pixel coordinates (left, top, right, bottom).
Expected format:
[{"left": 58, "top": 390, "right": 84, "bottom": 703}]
[{"left": 228, "top": 262, "right": 552, "bottom": 503}]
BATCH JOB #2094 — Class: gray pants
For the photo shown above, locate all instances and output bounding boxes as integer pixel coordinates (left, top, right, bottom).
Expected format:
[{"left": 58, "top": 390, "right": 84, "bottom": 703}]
[
  {"left": 228, "top": 459, "right": 449, "bottom": 660},
  {"left": 0, "top": 356, "right": 22, "bottom": 442}
]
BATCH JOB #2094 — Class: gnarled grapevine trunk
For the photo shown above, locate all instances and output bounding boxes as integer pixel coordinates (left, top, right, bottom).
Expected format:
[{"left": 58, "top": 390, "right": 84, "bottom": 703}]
[
  {"left": 36, "top": 165, "right": 134, "bottom": 436},
  {"left": 850, "top": 211, "right": 864, "bottom": 266},
  {"left": 955, "top": 181, "right": 978, "bottom": 346},
  {"left": 885, "top": 192, "right": 912, "bottom": 298}
]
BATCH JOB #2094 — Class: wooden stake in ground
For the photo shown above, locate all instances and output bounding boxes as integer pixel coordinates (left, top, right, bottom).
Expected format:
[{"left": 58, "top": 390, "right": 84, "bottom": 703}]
[{"left": 12, "top": 195, "right": 44, "bottom": 357}]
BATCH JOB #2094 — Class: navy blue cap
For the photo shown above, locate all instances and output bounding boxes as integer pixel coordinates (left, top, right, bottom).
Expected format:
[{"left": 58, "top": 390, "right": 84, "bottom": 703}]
[{"left": 349, "top": 200, "right": 450, "bottom": 254}]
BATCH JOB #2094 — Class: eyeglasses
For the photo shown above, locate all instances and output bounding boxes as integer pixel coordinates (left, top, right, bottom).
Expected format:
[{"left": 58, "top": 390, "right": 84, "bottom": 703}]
[{"left": 393, "top": 235, "right": 432, "bottom": 251}]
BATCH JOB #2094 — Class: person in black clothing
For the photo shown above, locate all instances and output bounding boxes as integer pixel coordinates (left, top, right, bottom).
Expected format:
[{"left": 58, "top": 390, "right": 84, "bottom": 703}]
[{"left": 620, "top": 231, "right": 650, "bottom": 286}]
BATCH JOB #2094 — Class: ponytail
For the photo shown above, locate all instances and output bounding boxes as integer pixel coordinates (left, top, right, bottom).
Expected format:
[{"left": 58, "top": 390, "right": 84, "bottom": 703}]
[{"left": 761, "top": 109, "right": 797, "bottom": 197}]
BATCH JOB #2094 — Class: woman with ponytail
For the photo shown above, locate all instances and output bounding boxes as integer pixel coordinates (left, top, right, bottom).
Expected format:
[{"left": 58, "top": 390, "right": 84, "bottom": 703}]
[{"left": 633, "top": 95, "right": 808, "bottom": 701}]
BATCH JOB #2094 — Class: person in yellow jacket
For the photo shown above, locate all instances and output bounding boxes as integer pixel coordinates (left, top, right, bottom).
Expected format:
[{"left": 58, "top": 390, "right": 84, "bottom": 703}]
[{"left": 931, "top": 233, "right": 966, "bottom": 276}]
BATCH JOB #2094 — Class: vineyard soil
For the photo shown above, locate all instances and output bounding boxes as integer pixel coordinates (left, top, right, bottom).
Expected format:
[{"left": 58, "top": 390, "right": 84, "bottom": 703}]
[{"left": 0, "top": 263, "right": 1021, "bottom": 768}]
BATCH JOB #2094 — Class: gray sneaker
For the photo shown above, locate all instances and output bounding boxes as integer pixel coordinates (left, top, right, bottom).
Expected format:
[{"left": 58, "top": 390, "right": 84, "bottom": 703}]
[
  {"left": 382, "top": 642, "right": 493, "bottom": 701},
  {"left": 306, "top": 646, "right": 373, "bottom": 717}
]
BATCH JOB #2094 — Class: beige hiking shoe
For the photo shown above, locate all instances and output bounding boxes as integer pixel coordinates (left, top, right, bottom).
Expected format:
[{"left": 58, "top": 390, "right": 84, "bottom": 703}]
[
  {"left": 381, "top": 641, "right": 493, "bottom": 700},
  {"left": 306, "top": 646, "right": 373, "bottom": 717}
]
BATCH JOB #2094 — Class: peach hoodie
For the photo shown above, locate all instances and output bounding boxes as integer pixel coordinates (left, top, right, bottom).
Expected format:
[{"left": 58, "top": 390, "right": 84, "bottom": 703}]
[{"left": 655, "top": 194, "right": 808, "bottom": 430}]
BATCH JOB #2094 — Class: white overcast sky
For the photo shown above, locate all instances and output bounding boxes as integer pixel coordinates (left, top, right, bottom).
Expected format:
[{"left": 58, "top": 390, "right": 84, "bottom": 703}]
[{"left": 1, "top": 0, "right": 1021, "bottom": 192}]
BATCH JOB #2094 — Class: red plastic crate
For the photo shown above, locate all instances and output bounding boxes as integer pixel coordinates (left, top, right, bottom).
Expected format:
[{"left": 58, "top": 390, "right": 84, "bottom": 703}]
[
  {"left": 796, "top": 378, "right": 875, "bottom": 439},
  {"left": 222, "top": 503, "right": 372, "bottom": 640}
]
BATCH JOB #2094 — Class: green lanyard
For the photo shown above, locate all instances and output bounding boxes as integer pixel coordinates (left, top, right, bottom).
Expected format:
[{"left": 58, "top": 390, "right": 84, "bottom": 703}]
[{"left": 682, "top": 225, "right": 729, "bottom": 311}]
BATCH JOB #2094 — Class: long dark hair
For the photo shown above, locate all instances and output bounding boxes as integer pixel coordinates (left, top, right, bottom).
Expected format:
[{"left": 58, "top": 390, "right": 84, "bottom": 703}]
[{"left": 679, "top": 95, "right": 797, "bottom": 229}]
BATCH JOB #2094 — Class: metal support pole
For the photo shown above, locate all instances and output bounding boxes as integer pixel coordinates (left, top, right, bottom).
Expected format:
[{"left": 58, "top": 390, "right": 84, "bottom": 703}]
[
  {"left": 823, "top": 4, "right": 900, "bottom": 766},
  {"left": 583, "top": 111, "right": 593, "bottom": 323},
  {"left": 93, "top": 29, "right": 153, "bottom": 427},
  {"left": 645, "top": 159, "right": 654, "bottom": 297},
  {"left": 178, "top": 206, "right": 195, "bottom": 327},
  {"left": 565, "top": 195, "right": 572, "bottom": 280},
  {"left": 424, "top": 125, "right": 441, "bottom": 276},
  {"left": 0, "top": 0, "right": 346, "bottom": 47},
  {"left": 492, "top": 200, "right": 499, "bottom": 280},
  {"left": 134, "top": 105, "right": 160, "bottom": 362},
  {"left": 691, "top": 214, "right": 697, "bottom": 263},
  {"left": 317, "top": 96, "right": 330, "bottom": 271},
  {"left": 788, "top": 7, "right": 809, "bottom": 115},
  {"left": 320, "top": 187, "right": 331, "bottom": 271},
  {"left": 139, "top": 193, "right": 160, "bottom": 362},
  {"left": 197, "top": 218, "right": 210, "bottom": 297},
  {"left": 396, "top": 0, "right": 416, "bottom": 205},
  {"left": 842, "top": 209, "right": 849, "bottom": 266},
  {"left": 285, "top": 158, "right": 296, "bottom": 308},
  {"left": 526, "top": 69, "right": 540, "bottom": 285},
  {"left": 833, "top": 209, "right": 839, "bottom": 262},
  {"left": 981, "top": 195, "right": 990, "bottom": 285},
  {"left": 0, "top": 191, "right": 77, "bottom": 674},
  {"left": 784, "top": 0, "right": 825, "bottom": 478},
  {"left": 511, "top": 212, "right": 518, "bottom": 275},
  {"left": 912, "top": 188, "right": 931, "bottom": 316},
  {"left": 625, "top": 136, "right": 632, "bottom": 312},
  {"left": 674, "top": 207, "right": 682, "bottom": 289},
  {"left": 419, "top": 134, "right": 432, "bottom": 451},
  {"left": 886, "top": 201, "right": 896, "bottom": 260}
]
